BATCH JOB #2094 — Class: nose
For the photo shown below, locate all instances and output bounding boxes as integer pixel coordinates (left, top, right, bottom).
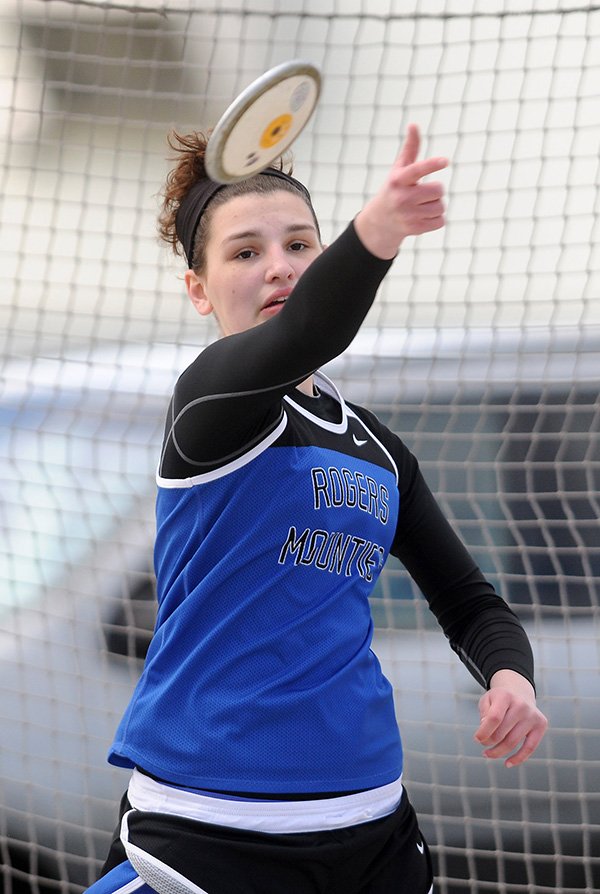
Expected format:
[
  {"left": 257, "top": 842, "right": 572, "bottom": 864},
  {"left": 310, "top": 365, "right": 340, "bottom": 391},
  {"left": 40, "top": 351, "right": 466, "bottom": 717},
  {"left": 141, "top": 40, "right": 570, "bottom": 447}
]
[{"left": 264, "top": 247, "right": 295, "bottom": 282}]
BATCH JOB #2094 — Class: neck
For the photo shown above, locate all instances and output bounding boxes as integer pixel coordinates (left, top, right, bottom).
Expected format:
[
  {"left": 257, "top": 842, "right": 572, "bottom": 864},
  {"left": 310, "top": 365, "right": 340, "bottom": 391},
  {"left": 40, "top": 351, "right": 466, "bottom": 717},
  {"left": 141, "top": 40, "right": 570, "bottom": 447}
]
[{"left": 296, "top": 375, "right": 316, "bottom": 397}]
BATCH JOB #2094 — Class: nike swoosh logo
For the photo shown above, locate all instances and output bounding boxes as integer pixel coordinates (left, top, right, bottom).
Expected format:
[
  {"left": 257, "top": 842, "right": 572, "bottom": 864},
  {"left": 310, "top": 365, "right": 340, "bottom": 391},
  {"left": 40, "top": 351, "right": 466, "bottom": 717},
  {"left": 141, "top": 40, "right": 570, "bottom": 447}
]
[
  {"left": 352, "top": 434, "right": 368, "bottom": 446},
  {"left": 416, "top": 841, "right": 425, "bottom": 855}
]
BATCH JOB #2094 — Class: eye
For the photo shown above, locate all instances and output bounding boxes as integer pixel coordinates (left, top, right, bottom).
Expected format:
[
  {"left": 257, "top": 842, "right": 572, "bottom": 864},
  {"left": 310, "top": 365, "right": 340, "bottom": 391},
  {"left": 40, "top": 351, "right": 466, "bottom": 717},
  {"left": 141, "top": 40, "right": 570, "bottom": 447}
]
[
  {"left": 235, "top": 248, "right": 256, "bottom": 260},
  {"left": 289, "top": 241, "right": 307, "bottom": 252}
]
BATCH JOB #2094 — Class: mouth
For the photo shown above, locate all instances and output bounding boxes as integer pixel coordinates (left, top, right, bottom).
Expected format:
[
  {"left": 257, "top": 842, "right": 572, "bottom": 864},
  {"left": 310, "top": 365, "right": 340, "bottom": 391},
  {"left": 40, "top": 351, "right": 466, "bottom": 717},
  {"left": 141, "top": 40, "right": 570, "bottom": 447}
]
[
  {"left": 262, "top": 290, "right": 291, "bottom": 312},
  {"left": 263, "top": 297, "right": 288, "bottom": 310}
]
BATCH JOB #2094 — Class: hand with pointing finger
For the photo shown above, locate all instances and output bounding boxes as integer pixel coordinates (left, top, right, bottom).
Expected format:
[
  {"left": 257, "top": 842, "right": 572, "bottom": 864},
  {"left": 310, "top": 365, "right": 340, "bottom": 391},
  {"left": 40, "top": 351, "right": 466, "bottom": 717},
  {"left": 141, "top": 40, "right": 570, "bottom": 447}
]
[{"left": 354, "top": 123, "right": 448, "bottom": 259}]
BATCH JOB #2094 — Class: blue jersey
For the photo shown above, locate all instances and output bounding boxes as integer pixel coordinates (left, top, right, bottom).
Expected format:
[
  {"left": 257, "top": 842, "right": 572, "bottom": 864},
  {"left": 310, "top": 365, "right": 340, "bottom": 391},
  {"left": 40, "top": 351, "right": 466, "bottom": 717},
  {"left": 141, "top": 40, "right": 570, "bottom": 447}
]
[{"left": 109, "top": 374, "right": 403, "bottom": 791}]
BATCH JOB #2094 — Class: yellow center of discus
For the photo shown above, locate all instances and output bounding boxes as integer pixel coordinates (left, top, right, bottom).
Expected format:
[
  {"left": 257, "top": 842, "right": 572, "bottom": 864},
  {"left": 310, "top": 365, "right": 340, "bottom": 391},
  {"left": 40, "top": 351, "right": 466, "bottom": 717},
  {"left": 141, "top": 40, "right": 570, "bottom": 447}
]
[{"left": 260, "top": 114, "right": 293, "bottom": 149}]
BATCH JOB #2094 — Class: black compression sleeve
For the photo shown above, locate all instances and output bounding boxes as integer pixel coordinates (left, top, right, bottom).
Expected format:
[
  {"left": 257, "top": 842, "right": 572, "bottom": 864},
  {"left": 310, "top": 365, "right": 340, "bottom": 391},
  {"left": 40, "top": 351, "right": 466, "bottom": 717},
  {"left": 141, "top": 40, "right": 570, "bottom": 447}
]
[
  {"left": 393, "top": 473, "right": 535, "bottom": 690},
  {"left": 349, "top": 404, "right": 536, "bottom": 691},
  {"left": 160, "top": 222, "right": 393, "bottom": 476}
]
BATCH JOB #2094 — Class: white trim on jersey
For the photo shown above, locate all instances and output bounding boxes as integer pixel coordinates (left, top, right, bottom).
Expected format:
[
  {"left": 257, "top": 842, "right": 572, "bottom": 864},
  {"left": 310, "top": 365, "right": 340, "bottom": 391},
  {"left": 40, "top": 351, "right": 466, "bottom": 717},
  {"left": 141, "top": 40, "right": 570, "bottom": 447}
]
[
  {"left": 110, "top": 877, "right": 147, "bottom": 894},
  {"left": 286, "top": 371, "right": 399, "bottom": 485},
  {"left": 156, "top": 410, "right": 288, "bottom": 488},
  {"left": 283, "top": 371, "right": 348, "bottom": 433},
  {"left": 125, "top": 768, "right": 404, "bottom": 834},
  {"left": 156, "top": 369, "right": 398, "bottom": 491}
]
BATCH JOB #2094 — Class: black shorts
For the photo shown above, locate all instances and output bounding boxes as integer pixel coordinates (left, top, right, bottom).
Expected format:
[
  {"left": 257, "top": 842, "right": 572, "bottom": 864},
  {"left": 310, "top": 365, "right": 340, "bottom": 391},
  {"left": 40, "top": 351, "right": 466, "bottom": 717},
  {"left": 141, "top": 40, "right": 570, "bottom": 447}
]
[{"left": 95, "top": 788, "right": 434, "bottom": 894}]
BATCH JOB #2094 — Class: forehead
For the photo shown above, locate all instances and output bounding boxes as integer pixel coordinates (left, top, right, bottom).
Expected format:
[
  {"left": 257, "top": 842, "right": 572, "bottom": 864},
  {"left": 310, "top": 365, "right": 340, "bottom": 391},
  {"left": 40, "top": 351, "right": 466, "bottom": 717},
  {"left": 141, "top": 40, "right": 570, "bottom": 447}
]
[{"left": 209, "top": 189, "right": 315, "bottom": 236}]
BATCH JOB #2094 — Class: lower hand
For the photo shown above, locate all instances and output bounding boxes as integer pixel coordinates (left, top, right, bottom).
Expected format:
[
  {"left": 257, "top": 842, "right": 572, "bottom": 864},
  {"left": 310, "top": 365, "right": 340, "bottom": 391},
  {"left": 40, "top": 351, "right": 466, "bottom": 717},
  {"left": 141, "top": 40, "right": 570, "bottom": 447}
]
[{"left": 474, "top": 669, "right": 548, "bottom": 768}]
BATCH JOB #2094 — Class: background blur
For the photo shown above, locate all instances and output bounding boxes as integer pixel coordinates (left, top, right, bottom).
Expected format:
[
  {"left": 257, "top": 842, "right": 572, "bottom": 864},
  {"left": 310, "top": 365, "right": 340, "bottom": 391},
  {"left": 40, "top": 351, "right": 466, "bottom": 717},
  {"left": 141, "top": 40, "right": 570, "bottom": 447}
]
[{"left": 1, "top": 1, "right": 599, "bottom": 893}]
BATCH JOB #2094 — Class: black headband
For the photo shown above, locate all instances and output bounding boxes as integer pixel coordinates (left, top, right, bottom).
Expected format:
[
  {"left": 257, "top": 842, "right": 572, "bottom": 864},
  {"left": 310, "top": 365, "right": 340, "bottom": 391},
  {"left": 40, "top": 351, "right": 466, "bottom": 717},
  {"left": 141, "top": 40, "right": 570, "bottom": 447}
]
[{"left": 175, "top": 168, "right": 313, "bottom": 268}]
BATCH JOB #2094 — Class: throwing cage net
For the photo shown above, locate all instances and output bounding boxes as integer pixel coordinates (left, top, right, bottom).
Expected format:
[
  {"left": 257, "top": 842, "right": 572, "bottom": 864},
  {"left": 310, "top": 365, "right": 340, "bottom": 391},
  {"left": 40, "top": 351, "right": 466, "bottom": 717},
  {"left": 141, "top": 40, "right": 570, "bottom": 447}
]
[{"left": 1, "top": 2, "right": 599, "bottom": 892}]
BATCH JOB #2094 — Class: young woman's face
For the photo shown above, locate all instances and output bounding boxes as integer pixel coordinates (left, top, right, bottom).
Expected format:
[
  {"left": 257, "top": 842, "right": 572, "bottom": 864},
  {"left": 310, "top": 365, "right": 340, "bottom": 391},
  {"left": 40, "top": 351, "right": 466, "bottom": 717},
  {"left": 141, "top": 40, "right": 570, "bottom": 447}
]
[{"left": 186, "top": 190, "right": 323, "bottom": 336}]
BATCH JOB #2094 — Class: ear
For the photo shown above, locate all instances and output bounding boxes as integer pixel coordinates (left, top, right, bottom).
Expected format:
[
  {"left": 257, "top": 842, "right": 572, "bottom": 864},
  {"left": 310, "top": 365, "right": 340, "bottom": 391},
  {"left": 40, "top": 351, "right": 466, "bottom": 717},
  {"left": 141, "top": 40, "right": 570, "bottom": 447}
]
[{"left": 185, "top": 269, "right": 213, "bottom": 317}]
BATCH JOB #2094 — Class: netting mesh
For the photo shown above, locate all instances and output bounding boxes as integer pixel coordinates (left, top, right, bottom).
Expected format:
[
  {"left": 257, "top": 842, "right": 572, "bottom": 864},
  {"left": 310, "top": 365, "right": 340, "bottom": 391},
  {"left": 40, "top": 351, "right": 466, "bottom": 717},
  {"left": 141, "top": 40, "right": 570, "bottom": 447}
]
[{"left": 1, "top": 2, "right": 599, "bottom": 892}]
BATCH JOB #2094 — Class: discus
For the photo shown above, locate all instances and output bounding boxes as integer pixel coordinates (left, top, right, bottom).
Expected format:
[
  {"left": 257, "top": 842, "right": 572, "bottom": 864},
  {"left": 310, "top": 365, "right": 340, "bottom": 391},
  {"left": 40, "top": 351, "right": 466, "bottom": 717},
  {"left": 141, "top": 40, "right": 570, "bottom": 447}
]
[{"left": 204, "top": 60, "right": 321, "bottom": 184}]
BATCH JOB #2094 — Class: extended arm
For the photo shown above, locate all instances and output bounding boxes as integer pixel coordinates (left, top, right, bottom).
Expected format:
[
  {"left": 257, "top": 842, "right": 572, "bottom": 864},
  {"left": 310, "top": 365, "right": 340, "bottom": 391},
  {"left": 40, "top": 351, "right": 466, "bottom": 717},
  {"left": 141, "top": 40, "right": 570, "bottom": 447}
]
[
  {"left": 161, "top": 125, "right": 448, "bottom": 475},
  {"left": 160, "top": 224, "right": 393, "bottom": 476}
]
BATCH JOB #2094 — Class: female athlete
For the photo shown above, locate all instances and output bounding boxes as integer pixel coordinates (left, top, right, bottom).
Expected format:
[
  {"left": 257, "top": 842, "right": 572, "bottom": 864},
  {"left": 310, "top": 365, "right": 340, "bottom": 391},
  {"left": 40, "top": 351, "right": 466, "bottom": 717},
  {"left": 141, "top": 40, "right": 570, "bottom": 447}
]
[{"left": 88, "top": 124, "right": 547, "bottom": 894}]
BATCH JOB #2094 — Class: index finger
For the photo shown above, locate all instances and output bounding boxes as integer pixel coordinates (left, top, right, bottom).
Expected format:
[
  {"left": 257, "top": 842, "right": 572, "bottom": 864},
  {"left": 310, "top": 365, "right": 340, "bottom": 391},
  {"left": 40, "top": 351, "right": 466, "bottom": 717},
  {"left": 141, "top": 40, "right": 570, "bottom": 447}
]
[{"left": 395, "top": 154, "right": 449, "bottom": 187}]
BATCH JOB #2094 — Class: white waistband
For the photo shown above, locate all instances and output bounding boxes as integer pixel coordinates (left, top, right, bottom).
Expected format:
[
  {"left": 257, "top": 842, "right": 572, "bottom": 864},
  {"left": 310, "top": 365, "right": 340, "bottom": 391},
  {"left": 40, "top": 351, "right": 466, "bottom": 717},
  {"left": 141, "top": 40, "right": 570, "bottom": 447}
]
[{"left": 127, "top": 769, "right": 404, "bottom": 834}]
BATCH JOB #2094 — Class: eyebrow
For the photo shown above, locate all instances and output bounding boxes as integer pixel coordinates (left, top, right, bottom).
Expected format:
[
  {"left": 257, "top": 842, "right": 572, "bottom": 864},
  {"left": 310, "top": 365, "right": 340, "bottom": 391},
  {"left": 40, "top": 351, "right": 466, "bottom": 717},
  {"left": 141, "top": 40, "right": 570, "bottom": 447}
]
[{"left": 221, "top": 223, "right": 318, "bottom": 246}]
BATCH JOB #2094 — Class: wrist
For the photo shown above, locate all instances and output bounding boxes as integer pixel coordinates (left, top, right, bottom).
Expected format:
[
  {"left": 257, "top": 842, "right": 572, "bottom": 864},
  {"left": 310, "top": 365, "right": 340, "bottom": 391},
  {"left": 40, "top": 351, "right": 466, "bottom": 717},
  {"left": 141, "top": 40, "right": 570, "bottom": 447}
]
[
  {"left": 489, "top": 669, "right": 536, "bottom": 701},
  {"left": 353, "top": 205, "right": 403, "bottom": 260}
]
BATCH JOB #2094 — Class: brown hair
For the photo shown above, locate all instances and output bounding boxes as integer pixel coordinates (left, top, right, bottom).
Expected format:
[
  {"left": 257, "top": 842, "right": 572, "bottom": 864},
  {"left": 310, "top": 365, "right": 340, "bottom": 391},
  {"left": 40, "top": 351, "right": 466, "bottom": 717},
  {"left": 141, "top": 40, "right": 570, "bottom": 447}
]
[{"left": 158, "top": 130, "right": 320, "bottom": 272}]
